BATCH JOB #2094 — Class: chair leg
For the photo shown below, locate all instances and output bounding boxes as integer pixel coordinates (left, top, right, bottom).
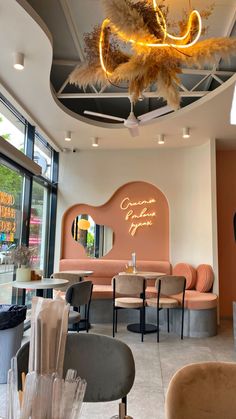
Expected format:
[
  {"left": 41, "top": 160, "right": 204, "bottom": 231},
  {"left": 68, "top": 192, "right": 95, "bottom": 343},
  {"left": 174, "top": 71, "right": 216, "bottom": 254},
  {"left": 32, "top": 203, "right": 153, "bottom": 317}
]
[
  {"left": 122, "top": 396, "right": 127, "bottom": 415},
  {"left": 115, "top": 309, "right": 118, "bottom": 333},
  {"left": 141, "top": 307, "right": 144, "bottom": 342},
  {"left": 181, "top": 305, "right": 184, "bottom": 340},
  {"left": 113, "top": 306, "right": 115, "bottom": 338},
  {"left": 167, "top": 308, "right": 170, "bottom": 333},
  {"left": 157, "top": 306, "right": 159, "bottom": 342}
]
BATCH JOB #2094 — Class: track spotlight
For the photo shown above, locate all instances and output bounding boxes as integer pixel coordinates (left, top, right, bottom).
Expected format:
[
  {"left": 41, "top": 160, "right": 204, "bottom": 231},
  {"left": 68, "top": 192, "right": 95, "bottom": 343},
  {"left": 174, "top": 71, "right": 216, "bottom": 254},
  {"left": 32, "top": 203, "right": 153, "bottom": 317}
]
[
  {"left": 65, "top": 131, "right": 71, "bottom": 142},
  {"left": 157, "top": 134, "right": 165, "bottom": 144},
  {"left": 13, "top": 52, "right": 24, "bottom": 70},
  {"left": 182, "top": 127, "right": 190, "bottom": 138},
  {"left": 92, "top": 137, "right": 99, "bottom": 147}
]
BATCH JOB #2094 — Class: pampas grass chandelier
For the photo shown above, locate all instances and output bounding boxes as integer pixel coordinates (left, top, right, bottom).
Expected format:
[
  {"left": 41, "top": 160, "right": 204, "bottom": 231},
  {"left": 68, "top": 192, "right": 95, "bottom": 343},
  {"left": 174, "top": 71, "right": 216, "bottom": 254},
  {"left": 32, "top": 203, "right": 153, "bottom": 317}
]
[{"left": 69, "top": 0, "right": 236, "bottom": 109}]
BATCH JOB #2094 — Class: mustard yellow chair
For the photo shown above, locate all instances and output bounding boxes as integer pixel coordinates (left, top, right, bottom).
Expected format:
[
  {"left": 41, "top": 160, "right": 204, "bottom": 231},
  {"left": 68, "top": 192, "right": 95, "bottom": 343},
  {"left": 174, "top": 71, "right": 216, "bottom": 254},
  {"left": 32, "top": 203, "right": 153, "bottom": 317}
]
[{"left": 165, "top": 362, "right": 236, "bottom": 419}]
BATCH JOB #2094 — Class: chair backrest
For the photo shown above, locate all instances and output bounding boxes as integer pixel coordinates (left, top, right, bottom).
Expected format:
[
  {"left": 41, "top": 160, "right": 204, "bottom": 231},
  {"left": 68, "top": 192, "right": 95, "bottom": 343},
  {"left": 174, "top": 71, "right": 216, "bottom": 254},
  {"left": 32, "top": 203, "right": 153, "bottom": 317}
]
[
  {"left": 51, "top": 272, "right": 82, "bottom": 291},
  {"left": 112, "top": 275, "right": 146, "bottom": 296},
  {"left": 65, "top": 280, "right": 93, "bottom": 308},
  {"left": 165, "top": 362, "right": 236, "bottom": 419},
  {"left": 16, "top": 333, "right": 135, "bottom": 403},
  {"left": 155, "top": 275, "right": 186, "bottom": 296}
]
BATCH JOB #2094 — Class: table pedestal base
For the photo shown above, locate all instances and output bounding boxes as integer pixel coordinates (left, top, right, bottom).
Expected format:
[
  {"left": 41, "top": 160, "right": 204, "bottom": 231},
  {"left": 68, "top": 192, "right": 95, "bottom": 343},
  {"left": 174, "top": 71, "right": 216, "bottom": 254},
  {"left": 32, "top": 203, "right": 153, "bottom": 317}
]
[{"left": 127, "top": 323, "right": 157, "bottom": 334}]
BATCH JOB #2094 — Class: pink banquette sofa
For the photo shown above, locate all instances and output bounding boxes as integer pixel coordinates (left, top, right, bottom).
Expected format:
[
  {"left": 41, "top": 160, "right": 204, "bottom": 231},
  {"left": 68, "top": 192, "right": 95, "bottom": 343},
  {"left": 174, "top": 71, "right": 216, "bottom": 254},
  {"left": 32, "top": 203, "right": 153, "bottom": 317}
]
[
  {"left": 59, "top": 259, "right": 217, "bottom": 308},
  {"left": 59, "top": 259, "right": 218, "bottom": 337}
]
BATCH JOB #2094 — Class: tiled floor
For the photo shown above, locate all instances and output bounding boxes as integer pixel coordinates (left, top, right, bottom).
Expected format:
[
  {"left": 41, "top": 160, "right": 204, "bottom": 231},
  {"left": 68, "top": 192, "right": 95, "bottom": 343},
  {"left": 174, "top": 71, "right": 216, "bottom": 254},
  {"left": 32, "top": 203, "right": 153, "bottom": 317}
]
[{"left": 0, "top": 320, "right": 235, "bottom": 419}]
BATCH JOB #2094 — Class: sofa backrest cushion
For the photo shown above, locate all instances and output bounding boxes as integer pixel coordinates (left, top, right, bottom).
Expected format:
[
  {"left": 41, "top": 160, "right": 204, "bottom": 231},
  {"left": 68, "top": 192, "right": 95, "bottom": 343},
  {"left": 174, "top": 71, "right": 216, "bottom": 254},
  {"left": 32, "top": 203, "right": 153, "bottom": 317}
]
[
  {"left": 172, "top": 263, "right": 197, "bottom": 290},
  {"left": 195, "top": 264, "right": 214, "bottom": 292}
]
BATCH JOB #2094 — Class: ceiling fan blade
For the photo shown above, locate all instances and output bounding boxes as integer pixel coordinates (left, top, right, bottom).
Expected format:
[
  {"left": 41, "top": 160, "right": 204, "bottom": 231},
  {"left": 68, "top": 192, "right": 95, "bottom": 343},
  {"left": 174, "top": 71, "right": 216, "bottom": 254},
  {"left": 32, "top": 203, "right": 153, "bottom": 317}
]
[
  {"left": 128, "top": 126, "right": 139, "bottom": 137},
  {"left": 84, "top": 110, "right": 125, "bottom": 122},
  {"left": 138, "top": 105, "right": 173, "bottom": 123}
]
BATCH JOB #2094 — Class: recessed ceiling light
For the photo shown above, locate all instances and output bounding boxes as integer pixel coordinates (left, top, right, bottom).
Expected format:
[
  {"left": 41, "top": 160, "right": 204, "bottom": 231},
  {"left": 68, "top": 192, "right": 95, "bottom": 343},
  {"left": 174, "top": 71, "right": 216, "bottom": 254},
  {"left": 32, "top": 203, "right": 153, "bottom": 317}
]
[
  {"left": 13, "top": 52, "right": 24, "bottom": 70},
  {"left": 92, "top": 137, "right": 99, "bottom": 147},
  {"left": 182, "top": 127, "right": 190, "bottom": 138},
  {"left": 157, "top": 134, "right": 165, "bottom": 145},
  {"left": 65, "top": 131, "right": 71, "bottom": 142}
]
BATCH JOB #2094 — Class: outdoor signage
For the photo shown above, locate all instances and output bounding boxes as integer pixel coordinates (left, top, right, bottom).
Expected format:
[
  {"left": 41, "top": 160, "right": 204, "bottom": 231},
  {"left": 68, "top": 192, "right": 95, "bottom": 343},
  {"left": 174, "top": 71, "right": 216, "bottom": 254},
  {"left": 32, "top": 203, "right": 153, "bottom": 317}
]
[
  {"left": 120, "top": 196, "right": 157, "bottom": 236},
  {"left": 0, "top": 191, "right": 16, "bottom": 241}
]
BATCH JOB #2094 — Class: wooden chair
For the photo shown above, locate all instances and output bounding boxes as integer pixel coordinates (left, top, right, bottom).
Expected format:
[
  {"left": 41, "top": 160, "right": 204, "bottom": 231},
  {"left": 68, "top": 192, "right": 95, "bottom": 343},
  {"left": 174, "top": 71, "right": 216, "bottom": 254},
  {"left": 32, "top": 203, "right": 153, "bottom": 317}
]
[
  {"left": 112, "top": 274, "right": 146, "bottom": 342},
  {"left": 146, "top": 275, "right": 186, "bottom": 341}
]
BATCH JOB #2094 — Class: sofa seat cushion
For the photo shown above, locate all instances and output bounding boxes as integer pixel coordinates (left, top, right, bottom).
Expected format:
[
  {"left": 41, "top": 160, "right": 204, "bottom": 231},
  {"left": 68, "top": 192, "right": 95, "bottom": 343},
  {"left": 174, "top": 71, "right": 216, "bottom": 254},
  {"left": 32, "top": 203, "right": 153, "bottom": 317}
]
[
  {"left": 145, "top": 289, "right": 218, "bottom": 310},
  {"left": 172, "top": 263, "right": 197, "bottom": 289},
  {"left": 92, "top": 284, "right": 113, "bottom": 299},
  {"left": 173, "top": 290, "right": 218, "bottom": 310}
]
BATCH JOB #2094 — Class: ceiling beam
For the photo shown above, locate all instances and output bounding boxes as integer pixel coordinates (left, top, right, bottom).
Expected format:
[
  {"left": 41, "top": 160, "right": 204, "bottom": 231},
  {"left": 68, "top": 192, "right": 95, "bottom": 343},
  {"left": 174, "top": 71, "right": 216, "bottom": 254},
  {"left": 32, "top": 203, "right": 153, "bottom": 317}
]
[
  {"left": 58, "top": 91, "right": 208, "bottom": 99},
  {"left": 59, "top": 0, "right": 85, "bottom": 62}
]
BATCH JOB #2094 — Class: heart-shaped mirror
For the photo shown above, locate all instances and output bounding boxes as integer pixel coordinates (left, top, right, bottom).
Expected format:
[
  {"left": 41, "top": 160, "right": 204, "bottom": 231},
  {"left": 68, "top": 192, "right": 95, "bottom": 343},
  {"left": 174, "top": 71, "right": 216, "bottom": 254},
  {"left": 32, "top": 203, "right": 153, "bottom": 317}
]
[{"left": 71, "top": 214, "right": 113, "bottom": 258}]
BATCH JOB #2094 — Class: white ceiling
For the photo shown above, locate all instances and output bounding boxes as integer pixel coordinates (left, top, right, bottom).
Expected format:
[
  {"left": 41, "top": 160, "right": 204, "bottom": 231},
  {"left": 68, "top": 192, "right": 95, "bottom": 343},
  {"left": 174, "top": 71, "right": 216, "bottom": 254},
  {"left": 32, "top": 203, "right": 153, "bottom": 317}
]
[{"left": 0, "top": 0, "right": 235, "bottom": 151}]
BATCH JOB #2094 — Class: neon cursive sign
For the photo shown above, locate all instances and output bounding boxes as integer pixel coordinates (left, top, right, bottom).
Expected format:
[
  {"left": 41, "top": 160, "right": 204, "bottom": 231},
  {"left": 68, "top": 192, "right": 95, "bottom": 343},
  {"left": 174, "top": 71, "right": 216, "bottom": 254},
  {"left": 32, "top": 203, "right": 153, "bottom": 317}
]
[{"left": 120, "top": 196, "right": 157, "bottom": 236}]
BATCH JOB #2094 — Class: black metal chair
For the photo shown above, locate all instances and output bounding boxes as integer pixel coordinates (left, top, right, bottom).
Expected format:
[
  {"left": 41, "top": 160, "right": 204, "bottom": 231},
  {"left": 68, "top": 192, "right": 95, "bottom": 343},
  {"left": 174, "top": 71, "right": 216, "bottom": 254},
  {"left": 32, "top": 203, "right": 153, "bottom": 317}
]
[
  {"left": 146, "top": 275, "right": 186, "bottom": 342},
  {"left": 16, "top": 332, "right": 135, "bottom": 417},
  {"left": 112, "top": 274, "right": 146, "bottom": 342},
  {"left": 65, "top": 280, "right": 93, "bottom": 332}
]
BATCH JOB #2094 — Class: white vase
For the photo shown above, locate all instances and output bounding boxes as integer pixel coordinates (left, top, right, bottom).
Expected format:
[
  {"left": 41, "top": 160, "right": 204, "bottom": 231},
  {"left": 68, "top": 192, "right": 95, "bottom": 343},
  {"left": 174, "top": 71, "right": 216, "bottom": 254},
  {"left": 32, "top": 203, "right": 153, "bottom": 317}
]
[{"left": 16, "top": 266, "right": 31, "bottom": 282}]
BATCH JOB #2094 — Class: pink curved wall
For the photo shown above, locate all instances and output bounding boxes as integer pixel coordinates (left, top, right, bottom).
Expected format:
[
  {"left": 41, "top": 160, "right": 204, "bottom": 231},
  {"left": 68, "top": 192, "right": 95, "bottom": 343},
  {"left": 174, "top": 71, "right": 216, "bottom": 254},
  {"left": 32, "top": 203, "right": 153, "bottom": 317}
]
[
  {"left": 61, "top": 181, "right": 169, "bottom": 261},
  {"left": 216, "top": 151, "right": 236, "bottom": 318}
]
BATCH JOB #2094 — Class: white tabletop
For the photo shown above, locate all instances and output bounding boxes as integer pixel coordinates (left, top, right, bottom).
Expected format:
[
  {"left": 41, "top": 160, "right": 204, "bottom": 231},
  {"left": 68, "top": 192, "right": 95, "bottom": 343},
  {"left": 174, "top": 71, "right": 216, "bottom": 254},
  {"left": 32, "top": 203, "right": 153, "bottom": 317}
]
[
  {"left": 12, "top": 278, "right": 69, "bottom": 290},
  {"left": 119, "top": 271, "right": 166, "bottom": 279},
  {"left": 59, "top": 270, "right": 94, "bottom": 276}
]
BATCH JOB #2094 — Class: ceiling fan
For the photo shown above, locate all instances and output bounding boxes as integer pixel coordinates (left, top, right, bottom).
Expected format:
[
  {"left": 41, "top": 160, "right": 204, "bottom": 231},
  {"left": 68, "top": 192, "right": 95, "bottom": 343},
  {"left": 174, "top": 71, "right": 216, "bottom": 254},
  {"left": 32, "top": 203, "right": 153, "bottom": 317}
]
[{"left": 84, "top": 100, "right": 173, "bottom": 137}]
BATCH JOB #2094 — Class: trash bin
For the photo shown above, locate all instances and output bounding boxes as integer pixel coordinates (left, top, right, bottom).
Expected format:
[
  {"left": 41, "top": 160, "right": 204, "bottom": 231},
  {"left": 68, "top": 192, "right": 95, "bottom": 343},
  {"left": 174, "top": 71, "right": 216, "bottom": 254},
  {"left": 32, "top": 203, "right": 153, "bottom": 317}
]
[{"left": 0, "top": 304, "right": 27, "bottom": 383}]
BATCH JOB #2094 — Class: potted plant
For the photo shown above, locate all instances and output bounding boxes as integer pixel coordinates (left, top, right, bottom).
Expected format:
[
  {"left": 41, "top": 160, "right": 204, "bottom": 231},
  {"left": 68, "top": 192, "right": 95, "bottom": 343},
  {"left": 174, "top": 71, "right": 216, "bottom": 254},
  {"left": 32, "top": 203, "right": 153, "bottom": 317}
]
[{"left": 10, "top": 245, "right": 36, "bottom": 282}]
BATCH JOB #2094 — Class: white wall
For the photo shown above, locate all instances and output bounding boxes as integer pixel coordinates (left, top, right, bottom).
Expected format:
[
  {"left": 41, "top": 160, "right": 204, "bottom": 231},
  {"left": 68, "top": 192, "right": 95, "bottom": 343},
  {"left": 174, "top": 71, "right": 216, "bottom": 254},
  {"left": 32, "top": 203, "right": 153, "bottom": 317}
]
[{"left": 55, "top": 141, "right": 217, "bottom": 272}]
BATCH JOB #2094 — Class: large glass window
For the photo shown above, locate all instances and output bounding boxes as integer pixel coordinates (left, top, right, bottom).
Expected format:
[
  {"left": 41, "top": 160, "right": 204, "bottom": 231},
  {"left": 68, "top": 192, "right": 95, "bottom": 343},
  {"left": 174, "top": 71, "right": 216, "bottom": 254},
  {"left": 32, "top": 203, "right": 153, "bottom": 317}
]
[
  {"left": 0, "top": 92, "right": 58, "bottom": 312},
  {"left": 34, "top": 134, "right": 53, "bottom": 180},
  {"left": 0, "top": 161, "right": 24, "bottom": 304},
  {"left": 29, "top": 181, "right": 49, "bottom": 272},
  {"left": 0, "top": 96, "right": 26, "bottom": 152}
]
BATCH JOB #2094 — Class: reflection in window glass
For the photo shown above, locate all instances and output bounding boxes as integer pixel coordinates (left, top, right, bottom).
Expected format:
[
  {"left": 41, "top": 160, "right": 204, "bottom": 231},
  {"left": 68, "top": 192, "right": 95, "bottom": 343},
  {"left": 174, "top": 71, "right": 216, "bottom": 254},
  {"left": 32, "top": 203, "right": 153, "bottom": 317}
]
[
  {"left": 34, "top": 135, "right": 52, "bottom": 180},
  {"left": 0, "top": 162, "right": 23, "bottom": 304},
  {"left": 0, "top": 103, "right": 25, "bottom": 152},
  {"left": 29, "top": 181, "right": 48, "bottom": 271}
]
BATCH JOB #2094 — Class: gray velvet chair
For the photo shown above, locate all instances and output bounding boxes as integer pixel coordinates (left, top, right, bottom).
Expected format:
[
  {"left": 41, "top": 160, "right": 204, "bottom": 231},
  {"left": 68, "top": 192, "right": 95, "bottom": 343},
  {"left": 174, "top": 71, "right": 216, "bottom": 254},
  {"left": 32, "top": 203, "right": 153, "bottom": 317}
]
[
  {"left": 146, "top": 275, "right": 186, "bottom": 342},
  {"left": 112, "top": 274, "right": 146, "bottom": 342},
  {"left": 65, "top": 280, "right": 93, "bottom": 332},
  {"left": 16, "top": 333, "right": 135, "bottom": 416},
  {"left": 165, "top": 362, "right": 236, "bottom": 419}
]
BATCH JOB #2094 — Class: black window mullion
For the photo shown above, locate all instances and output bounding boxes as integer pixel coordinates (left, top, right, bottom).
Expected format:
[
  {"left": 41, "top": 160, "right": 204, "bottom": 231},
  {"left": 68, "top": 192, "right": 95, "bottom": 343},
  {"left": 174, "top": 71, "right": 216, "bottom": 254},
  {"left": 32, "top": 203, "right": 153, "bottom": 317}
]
[
  {"left": 21, "top": 176, "right": 32, "bottom": 246},
  {"left": 25, "top": 123, "right": 35, "bottom": 160}
]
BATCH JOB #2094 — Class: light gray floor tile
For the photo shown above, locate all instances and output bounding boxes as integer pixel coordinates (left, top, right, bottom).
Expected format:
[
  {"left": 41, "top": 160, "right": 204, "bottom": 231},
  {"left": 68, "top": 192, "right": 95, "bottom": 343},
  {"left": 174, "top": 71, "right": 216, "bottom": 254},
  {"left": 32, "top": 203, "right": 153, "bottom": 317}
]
[{"left": 0, "top": 320, "right": 235, "bottom": 419}]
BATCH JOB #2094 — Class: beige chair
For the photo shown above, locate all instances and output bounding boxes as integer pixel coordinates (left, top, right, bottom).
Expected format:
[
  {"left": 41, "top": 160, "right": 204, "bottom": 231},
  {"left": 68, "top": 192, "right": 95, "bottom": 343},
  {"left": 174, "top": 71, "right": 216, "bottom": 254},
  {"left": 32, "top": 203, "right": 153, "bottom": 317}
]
[
  {"left": 165, "top": 361, "right": 236, "bottom": 419},
  {"left": 112, "top": 274, "right": 146, "bottom": 342},
  {"left": 65, "top": 280, "right": 93, "bottom": 332},
  {"left": 146, "top": 275, "right": 186, "bottom": 341},
  {"left": 51, "top": 272, "right": 82, "bottom": 292}
]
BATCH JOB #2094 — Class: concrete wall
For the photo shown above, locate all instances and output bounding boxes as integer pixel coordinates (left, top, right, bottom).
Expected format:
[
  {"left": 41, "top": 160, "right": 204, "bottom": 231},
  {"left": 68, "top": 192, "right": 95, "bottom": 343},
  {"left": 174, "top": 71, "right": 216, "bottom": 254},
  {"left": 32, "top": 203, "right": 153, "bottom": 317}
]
[{"left": 55, "top": 142, "right": 217, "bottom": 280}]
